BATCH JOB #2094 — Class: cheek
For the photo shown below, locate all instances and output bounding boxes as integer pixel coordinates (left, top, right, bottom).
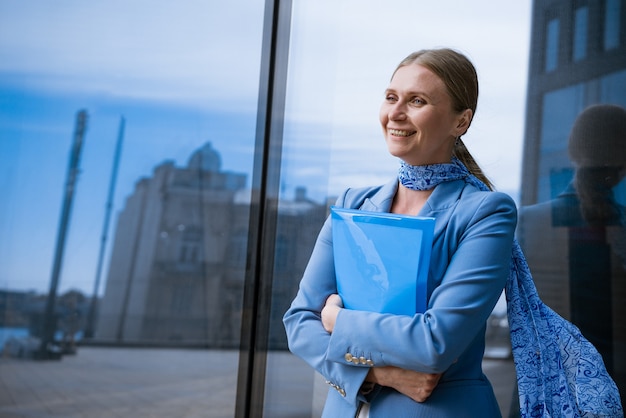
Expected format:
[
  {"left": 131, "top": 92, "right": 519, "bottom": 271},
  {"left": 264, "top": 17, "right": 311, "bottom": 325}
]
[
  {"left": 379, "top": 107, "right": 387, "bottom": 126},
  {"left": 417, "top": 113, "right": 443, "bottom": 132}
]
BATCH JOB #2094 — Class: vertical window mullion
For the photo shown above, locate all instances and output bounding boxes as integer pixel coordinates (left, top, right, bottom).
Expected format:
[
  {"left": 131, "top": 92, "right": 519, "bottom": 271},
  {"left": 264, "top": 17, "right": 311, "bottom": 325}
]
[{"left": 234, "top": 1, "right": 293, "bottom": 417}]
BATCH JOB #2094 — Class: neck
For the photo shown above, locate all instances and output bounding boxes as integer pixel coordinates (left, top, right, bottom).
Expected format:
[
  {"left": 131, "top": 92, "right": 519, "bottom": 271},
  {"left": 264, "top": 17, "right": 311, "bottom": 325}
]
[{"left": 391, "top": 183, "right": 433, "bottom": 216}]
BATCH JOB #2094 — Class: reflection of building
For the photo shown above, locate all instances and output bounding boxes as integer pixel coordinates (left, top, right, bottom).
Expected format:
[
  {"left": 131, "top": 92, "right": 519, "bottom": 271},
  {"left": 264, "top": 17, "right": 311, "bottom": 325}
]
[
  {"left": 0, "top": 290, "right": 34, "bottom": 328},
  {"left": 519, "top": 1, "right": 626, "bottom": 398},
  {"left": 269, "top": 189, "right": 329, "bottom": 348},
  {"left": 96, "top": 143, "right": 326, "bottom": 349},
  {"left": 521, "top": 0, "right": 626, "bottom": 205},
  {"left": 1, "top": 289, "right": 90, "bottom": 356},
  {"left": 96, "top": 142, "right": 247, "bottom": 347}
]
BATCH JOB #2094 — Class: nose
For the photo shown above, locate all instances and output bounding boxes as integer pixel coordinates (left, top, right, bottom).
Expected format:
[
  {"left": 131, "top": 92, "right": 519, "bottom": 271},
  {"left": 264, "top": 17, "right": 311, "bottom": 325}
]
[{"left": 388, "top": 102, "right": 407, "bottom": 121}]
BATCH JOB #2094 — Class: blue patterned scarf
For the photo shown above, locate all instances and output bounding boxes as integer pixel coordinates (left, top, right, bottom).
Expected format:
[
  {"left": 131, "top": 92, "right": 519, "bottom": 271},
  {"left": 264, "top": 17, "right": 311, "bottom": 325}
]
[{"left": 399, "top": 157, "right": 623, "bottom": 417}]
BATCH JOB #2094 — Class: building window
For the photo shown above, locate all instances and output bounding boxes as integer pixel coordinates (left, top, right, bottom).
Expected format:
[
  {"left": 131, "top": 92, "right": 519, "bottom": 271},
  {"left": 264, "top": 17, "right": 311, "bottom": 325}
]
[
  {"left": 170, "top": 285, "right": 193, "bottom": 314},
  {"left": 573, "top": 6, "right": 589, "bottom": 61},
  {"left": 546, "top": 18, "right": 560, "bottom": 72},
  {"left": 538, "top": 84, "right": 586, "bottom": 202},
  {"left": 604, "top": 0, "right": 622, "bottom": 50},
  {"left": 600, "top": 68, "right": 626, "bottom": 107}
]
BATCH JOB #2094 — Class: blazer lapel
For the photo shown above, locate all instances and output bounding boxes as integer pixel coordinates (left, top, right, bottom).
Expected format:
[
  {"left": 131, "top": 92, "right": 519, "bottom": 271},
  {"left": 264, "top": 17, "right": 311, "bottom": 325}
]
[
  {"left": 358, "top": 179, "right": 398, "bottom": 213},
  {"left": 358, "top": 178, "right": 465, "bottom": 216},
  {"left": 419, "top": 180, "right": 465, "bottom": 217}
]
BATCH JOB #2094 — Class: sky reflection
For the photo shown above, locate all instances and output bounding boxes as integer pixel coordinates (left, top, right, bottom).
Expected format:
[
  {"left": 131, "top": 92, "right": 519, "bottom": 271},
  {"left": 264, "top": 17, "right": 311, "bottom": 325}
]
[{"left": 0, "top": 1, "right": 531, "bottom": 294}]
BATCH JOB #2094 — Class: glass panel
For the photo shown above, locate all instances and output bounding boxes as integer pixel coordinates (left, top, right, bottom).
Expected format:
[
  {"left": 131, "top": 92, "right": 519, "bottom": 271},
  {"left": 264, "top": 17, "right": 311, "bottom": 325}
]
[
  {"left": 604, "top": 0, "right": 622, "bottom": 50},
  {"left": 538, "top": 85, "right": 586, "bottom": 203},
  {"left": 537, "top": 69, "right": 626, "bottom": 204},
  {"left": 601, "top": 69, "right": 626, "bottom": 107},
  {"left": 573, "top": 6, "right": 589, "bottom": 61},
  {"left": 266, "top": 1, "right": 531, "bottom": 416},
  {"left": 520, "top": 100, "right": 626, "bottom": 402},
  {"left": 520, "top": 0, "right": 626, "bottom": 398},
  {"left": 0, "top": 1, "right": 264, "bottom": 416},
  {"left": 546, "top": 18, "right": 560, "bottom": 72}
]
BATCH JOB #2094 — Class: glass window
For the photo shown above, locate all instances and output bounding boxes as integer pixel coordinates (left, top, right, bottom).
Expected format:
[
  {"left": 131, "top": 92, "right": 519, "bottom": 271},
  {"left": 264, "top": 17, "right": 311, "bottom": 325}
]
[
  {"left": 536, "top": 70, "right": 626, "bottom": 205},
  {"left": 0, "top": 1, "right": 264, "bottom": 416},
  {"left": 546, "top": 18, "right": 561, "bottom": 72},
  {"left": 601, "top": 69, "right": 626, "bottom": 107},
  {"left": 264, "top": 1, "right": 531, "bottom": 416},
  {"left": 538, "top": 85, "right": 586, "bottom": 202},
  {"left": 573, "top": 6, "right": 589, "bottom": 61},
  {"left": 14, "top": 1, "right": 624, "bottom": 416},
  {"left": 521, "top": 64, "right": 626, "bottom": 401},
  {"left": 604, "top": 0, "right": 622, "bottom": 50}
]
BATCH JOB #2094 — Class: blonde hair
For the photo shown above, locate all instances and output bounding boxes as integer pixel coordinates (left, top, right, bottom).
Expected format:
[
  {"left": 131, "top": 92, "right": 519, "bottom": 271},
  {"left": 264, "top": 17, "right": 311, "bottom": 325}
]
[{"left": 395, "top": 48, "right": 494, "bottom": 190}]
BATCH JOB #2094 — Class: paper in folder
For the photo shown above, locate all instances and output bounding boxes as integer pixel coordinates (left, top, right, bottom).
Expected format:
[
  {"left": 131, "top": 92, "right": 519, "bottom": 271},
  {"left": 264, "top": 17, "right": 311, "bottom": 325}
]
[{"left": 331, "top": 206, "right": 435, "bottom": 315}]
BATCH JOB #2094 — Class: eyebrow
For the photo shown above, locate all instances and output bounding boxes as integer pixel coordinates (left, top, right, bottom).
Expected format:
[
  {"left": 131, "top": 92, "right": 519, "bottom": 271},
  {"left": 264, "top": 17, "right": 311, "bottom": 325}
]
[{"left": 385, "top": 88, "right": 434, "bottom": 100}]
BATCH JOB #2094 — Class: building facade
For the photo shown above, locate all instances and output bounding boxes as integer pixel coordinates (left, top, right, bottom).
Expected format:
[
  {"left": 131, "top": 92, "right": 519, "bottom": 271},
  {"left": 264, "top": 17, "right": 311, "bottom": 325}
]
[
  {"left": 521, "top": 0, "right": 626, "bottom": 205},
  {"left": 95, "top": 143, "right": 327, "bottom": 349},
  {"left": 518, "top": 0, "right": 626, "bottom": 398},
  {"left": 96, "top": 143, "right": 247, "bottom": 346}
]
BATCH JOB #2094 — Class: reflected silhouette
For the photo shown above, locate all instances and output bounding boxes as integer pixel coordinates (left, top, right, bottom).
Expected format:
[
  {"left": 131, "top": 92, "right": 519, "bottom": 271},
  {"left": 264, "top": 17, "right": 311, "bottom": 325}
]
[{"left": 518, "top": 104, "right": 626, "bottom": 399}]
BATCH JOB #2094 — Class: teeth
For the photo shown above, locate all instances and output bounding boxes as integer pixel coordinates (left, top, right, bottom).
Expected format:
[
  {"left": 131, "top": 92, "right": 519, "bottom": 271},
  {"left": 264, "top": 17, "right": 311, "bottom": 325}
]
[{"left": 389, "top": 129, "right": 414, "bottom": 137}]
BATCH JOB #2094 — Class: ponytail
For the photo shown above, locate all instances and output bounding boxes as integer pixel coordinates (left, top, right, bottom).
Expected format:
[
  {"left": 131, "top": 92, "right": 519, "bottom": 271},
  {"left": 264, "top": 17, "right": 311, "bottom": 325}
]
[{"left": 453, "top": 139, "right": 494, "bottom": 191}]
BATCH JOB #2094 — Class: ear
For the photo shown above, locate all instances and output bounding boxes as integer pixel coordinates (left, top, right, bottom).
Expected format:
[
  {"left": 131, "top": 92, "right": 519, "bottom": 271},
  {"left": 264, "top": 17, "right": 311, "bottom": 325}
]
[{"left": 454, "top": 109, "right": 473, "bottom": 137}]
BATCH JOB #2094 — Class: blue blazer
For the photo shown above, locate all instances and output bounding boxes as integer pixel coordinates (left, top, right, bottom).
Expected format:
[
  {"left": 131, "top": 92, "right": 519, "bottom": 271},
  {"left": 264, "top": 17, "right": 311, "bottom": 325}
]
[{"left": 283, "top": 178, "right": 517, "bottom": 418}]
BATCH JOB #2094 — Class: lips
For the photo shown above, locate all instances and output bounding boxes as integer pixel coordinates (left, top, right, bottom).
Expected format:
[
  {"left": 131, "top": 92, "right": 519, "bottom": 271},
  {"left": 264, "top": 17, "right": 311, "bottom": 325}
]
[{"left": 388, "top": 128, "right": 416, "bottom": 137}]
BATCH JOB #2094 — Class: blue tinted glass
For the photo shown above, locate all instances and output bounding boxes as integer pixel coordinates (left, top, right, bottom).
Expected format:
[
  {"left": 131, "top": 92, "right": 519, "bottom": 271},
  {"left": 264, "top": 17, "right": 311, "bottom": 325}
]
[
  {"left": 270, "top": 2, "right": 532, "bottom": 416},
  {"left": 546, "top": 18, "right": 560, "bottom": 72},
  {"left": 0, "top": 2, "right": 264, "bottom": 416},
  {"left": 601, "top": 69, "right": 626, "bottom": 106},
  {"left": 539, "top": 85, "right": 586, "bottom": 202},
  {"left": 573, "top": 7, "right": 589, "bottom": 61},
  {"left": 605, "top": 0, "right": 622, "bottom": 50}
]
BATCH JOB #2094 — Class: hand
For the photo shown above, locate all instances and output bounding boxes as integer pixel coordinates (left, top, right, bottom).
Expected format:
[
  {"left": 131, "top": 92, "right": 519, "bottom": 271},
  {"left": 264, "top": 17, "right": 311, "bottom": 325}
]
[
  {"left": 367, "top": 366, "right": 441, "bottom": 403},
  {"left": 321, "top": 294, "right": 343, "bottom": 333}
]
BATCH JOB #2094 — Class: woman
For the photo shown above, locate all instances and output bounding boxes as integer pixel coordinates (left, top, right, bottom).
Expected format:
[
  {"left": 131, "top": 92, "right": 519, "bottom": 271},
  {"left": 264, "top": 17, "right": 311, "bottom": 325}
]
[{"left": 283, "top": 48, "right": 516, "bottom": 417}]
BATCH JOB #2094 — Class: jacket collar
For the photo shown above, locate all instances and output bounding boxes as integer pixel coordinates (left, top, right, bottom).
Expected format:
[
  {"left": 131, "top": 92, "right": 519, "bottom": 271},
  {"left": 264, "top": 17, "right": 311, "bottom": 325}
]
[{"left": 359, "top": 178, "right": 466, "bottom": 216}]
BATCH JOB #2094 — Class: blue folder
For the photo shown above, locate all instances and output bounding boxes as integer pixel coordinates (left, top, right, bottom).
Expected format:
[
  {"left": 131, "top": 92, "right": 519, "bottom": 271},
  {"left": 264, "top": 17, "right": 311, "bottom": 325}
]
[{"left": 331, "top": 206, "right": 435, "bottom": 315}]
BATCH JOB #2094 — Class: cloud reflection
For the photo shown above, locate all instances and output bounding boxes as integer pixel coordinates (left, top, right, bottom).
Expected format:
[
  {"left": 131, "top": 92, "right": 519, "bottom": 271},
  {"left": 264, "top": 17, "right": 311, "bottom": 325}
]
[{"left": 0, "top": 0, "right": 531, "bottom": 293}]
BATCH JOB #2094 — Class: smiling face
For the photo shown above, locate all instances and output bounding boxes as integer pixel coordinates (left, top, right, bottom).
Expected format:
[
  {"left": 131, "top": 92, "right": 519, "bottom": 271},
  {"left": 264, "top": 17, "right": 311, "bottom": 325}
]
[{"left": 380, "top": 63, "right": 472, "bottom": 166}]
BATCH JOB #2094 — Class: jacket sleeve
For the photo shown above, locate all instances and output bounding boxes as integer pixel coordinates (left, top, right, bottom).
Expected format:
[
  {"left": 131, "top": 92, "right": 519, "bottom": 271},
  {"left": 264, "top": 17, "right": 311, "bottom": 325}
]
[
  {"left": 325, "top": 191, "right": 517, "bottom": 374},
  {"left": 283, "top": 189, "right": 370, "bottom": 407}
]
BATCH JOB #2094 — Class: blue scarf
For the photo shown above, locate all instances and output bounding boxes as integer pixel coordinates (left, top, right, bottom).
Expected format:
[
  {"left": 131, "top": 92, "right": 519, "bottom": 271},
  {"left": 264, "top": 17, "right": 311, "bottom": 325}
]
[{"left": 399, "top": 157, "right": 623, "bottom": 418}]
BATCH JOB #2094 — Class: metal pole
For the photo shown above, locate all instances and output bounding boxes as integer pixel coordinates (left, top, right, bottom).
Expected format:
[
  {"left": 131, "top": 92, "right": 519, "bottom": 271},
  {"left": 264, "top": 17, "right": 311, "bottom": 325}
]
[
  {"left": 38, "top": 109, "right": 88, "bottom": 360},
  {"left": 84, "top": 116, "right": 125, "bottom": 339}
]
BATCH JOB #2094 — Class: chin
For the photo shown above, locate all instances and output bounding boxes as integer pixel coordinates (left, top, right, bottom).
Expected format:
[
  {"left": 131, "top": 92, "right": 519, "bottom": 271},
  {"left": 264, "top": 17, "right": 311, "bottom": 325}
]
[{"left": 386, "top": 146, "right": 410, "bottom": 162}]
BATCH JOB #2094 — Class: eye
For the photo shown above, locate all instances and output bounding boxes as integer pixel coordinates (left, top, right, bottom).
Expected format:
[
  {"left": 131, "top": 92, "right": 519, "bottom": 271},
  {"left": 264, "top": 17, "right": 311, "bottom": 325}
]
[
  {"left": 410, "top": 97, "right": 425, "bottom": 106},
  {"left": 385, "top": 94, "right": 398, "bottom": 103}
]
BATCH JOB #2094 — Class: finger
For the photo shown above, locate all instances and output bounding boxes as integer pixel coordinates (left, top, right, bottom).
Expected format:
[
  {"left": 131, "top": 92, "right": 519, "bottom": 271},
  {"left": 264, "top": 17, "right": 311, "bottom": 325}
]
[
  {"left": 326, "top": 294, "right": 343, "bottom": 308},
  {"left": 414, "top": 389, "right": 434, "bottom": 403}
]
